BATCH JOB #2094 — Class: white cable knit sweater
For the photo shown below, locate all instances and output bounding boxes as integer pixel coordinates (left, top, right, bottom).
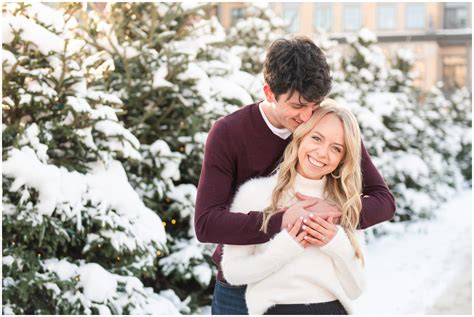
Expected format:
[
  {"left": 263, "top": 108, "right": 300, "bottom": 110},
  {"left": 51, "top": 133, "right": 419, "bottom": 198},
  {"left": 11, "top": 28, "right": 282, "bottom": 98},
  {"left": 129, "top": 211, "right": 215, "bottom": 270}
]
[{"left": 221, "top": 173, "right": 366, "bottom": 315}]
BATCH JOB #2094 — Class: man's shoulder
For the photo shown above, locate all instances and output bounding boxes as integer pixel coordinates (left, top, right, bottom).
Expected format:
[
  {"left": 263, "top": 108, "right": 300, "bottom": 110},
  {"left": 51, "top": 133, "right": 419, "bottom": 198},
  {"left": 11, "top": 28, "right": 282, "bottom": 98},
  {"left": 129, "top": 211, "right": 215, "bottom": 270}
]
[{"left": 218, "top": 102, "right": 260, "bottom": 128}]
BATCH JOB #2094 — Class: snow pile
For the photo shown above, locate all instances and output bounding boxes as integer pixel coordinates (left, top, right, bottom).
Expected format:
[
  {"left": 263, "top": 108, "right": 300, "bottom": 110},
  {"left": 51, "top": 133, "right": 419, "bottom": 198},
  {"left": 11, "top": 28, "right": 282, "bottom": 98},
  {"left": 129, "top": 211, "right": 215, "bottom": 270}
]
[
  {"left": 354, "top": 189, "right": 472, "bottom": 314},
  {"left": 3, "top": 258, "right": 181, "bottom": 315}
]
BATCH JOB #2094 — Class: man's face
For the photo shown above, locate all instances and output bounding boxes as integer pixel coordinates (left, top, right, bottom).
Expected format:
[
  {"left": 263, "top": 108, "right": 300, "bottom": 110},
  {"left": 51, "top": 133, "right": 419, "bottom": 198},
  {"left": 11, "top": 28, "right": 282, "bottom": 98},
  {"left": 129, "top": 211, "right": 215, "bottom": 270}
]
[{"left": 265, "top": 87, "right": 320, "bottom": 132}]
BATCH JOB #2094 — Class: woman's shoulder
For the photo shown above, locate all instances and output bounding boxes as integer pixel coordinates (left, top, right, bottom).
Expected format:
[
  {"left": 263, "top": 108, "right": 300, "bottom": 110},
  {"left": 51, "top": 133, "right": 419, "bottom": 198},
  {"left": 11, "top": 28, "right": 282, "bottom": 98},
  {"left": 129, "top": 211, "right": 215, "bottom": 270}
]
[
  {"left": 238, "top": 174, "right": 278, "bottom": 194},
  {"left": 230, "top": 174, "right": 277, "bottom": 214}
]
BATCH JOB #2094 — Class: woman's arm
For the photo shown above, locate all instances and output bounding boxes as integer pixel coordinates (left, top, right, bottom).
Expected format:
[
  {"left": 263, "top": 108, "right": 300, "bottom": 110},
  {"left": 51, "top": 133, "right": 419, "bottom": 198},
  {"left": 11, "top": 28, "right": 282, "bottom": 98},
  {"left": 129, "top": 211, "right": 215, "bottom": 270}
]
[
  {"left": 320, "top": 228, "right": 366, "bottom": 299},
  {"left": 222, "top": 230, "right": 305, "bottom": 285}
]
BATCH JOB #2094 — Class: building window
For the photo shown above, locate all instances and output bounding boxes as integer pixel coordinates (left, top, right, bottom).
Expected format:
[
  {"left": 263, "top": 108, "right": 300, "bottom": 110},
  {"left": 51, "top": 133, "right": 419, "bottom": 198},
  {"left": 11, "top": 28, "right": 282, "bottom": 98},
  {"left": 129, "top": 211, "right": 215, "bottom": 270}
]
[
  {"left": 231, "top": 7, "right": 244, "bottom": 26},
  {"left": 283, "top": 3, "right": 300, "bottom": 33},
  {"left": 442, "top": 55, "right": 466, "bottom": 90},
  {"left": 343, "top": 3, "right": 362, "bottom": 31},
  {"left": 314, "top": 3, "right": 332, "bottom": 32},
  {"left": 405, "top": 3, "right": 425, "bottom": 29},
  {"left": 444, "top": 3, "right": 469, "bottom": 29},
  {"left": 377, "top": 4, "right": 396, "bottom": 30}
]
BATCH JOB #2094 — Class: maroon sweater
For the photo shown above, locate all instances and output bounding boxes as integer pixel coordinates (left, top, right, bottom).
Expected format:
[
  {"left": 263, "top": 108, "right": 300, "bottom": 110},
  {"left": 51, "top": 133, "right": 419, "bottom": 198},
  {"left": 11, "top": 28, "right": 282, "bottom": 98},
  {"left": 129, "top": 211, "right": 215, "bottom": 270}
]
[{"left": 195, "top": 102, "right": 396, "bottom": 281}]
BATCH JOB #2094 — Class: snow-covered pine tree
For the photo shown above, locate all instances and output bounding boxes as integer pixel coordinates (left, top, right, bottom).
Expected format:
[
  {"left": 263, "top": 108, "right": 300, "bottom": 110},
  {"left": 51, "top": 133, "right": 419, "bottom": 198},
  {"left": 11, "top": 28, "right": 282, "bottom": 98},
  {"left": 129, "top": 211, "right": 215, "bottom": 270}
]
[
  {"left": 77, "top": 3, "right": 260, "bottom": 312},
  {"left": 447, "top": 88, "right": 472, "bottom": 182},
  {"left": 226, "top": 3, "right": 286, "bottom": 75},
  {"left": 328, "top": 28, "right": 470, "bottom": 228},
  {"left": 338, "top": 28, "right": 389, "bottom": 94},
  {"left": 386, "top": 48, "right": 418, "bottom": 94},
  {"left": 2, "top": 3, "right": 179, "bottom": 314},
  {"left": 420, "top": 85, "right": 471, "bottom": 188}
]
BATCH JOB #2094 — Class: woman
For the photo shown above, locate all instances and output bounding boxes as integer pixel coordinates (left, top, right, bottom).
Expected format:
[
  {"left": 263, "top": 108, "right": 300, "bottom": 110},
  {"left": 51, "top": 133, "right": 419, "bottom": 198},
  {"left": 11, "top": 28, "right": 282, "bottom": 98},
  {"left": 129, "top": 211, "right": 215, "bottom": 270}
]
[{"left": 221, "top": 99, "right": 366, "bottom": 315}]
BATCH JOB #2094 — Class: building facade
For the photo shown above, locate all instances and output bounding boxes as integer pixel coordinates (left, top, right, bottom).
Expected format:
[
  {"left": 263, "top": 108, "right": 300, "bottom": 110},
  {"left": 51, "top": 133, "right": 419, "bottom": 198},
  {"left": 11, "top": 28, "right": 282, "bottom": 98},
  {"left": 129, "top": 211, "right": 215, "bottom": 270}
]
[{"left": 217, "top": 2, "right": 472, "bottom": 93}]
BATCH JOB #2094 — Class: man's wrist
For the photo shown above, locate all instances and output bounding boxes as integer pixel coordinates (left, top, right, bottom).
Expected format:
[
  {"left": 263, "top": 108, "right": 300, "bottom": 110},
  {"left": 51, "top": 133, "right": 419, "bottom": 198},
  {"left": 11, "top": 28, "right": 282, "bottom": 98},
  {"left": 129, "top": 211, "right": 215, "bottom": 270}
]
[{"left": 267, "top": 211, "right": 284, "bottom": 236}]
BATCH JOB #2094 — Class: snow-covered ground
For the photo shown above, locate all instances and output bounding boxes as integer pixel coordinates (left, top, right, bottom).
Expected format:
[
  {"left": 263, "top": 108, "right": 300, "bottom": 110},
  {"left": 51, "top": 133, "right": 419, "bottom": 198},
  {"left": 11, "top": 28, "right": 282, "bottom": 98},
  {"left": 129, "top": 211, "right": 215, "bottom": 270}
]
[{"left": 354, "top": 189, "right": 472, "bottom": 314}]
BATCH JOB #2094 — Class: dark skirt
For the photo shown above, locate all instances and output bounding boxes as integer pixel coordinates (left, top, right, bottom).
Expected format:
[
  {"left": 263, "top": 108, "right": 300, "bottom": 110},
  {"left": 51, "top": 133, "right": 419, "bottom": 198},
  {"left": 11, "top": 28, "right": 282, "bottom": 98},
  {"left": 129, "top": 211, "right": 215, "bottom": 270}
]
[{"left": 264, "top": 300, "right": 348, "bottom": 315}]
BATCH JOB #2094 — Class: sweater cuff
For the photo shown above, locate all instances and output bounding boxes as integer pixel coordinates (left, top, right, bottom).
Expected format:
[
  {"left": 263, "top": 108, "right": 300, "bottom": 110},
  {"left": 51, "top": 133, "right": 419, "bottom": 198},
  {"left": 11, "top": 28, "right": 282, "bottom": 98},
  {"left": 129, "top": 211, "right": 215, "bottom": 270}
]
[
  {"left": 266, "top": 211, "right": 284, "bottom": 237},
  {"left": 272, "top": 230, "right": 305, "bottom": 256},
  {"left": 320, "top": 226, "right": 350, "bottom": 255}
]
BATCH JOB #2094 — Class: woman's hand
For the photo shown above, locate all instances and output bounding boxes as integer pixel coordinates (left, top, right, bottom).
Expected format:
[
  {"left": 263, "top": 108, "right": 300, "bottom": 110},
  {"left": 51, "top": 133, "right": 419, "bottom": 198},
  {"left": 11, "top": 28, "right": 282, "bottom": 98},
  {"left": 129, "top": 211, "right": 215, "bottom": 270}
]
[
  {"left": 286, "top": 217, "right": 309, "bottom": 248},
  {"left": 302, "top": 215, "right": 338, "bottom": 247}
]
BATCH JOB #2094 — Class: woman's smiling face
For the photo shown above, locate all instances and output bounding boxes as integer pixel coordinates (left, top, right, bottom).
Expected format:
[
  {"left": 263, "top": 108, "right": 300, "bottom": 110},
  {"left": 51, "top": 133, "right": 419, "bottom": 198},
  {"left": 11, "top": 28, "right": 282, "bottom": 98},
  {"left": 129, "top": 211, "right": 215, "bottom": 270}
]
[{"left": 296, "top": 113, "right": 346, "bottom": 180}]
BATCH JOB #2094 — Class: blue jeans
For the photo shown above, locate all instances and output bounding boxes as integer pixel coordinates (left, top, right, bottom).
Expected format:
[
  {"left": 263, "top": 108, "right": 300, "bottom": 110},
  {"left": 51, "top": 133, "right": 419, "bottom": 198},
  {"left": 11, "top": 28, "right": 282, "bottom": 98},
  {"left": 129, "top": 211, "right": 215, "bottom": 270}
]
[{"left": 211, "top": 280, "right": 248, "bottom": 315}]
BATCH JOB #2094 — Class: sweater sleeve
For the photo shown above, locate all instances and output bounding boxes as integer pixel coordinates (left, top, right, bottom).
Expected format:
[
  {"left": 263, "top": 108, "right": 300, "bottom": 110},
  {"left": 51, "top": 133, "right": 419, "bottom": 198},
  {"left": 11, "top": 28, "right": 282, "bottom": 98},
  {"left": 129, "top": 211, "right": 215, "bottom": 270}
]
[
  {"left": 320, "top": 228, "right": 366, "bottom": 299},
  {"left": 359, "top": 141, "right": 396, "bottom": 229},
  {"left": 222, "top": 230, "right": 305, "bottom": 286},
  {"left": 194, "top": 119, "right": 283, "bottom": 245}
]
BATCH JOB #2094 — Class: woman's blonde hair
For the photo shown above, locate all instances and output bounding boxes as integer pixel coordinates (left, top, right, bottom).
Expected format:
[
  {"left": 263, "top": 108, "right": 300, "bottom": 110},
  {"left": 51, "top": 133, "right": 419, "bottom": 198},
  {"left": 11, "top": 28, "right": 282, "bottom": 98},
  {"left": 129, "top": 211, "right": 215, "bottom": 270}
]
[{"left": 261, "top": 98, "right": 364, "bottom": 264}]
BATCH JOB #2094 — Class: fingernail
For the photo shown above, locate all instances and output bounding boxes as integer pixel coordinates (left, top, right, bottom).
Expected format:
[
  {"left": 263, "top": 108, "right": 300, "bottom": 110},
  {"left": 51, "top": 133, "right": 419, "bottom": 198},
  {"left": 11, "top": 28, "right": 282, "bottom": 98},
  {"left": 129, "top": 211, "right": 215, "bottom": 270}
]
[
  {"left": 309, "top": 213, "right": 314, "bottom": 218},
  {"left": 299, "top": 216, "right": 303, "bottom": 220},
  {"left": 304, "top": 236, "right": 308, "bottom": 240},
  {"left": 303, "top": 219, "right": 308, "bottom": 223},
  {"left": 302, "top": 225, "right": 307, "bottom": 230}
]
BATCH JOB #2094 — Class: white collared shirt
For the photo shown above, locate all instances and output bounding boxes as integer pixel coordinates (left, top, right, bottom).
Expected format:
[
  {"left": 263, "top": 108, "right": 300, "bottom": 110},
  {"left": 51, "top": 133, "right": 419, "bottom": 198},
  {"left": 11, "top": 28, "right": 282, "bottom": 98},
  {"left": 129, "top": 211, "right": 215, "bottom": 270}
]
[{"left": 259, "top": 102, "right": 292, "bottom": 140}]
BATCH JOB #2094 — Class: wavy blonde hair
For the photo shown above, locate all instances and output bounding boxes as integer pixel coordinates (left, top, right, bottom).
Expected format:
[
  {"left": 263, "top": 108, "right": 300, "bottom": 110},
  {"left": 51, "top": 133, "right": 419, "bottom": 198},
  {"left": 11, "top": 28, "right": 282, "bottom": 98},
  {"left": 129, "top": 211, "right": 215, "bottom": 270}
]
[{"left": 261, "top": 98, "right": 364, "bottom": 264}]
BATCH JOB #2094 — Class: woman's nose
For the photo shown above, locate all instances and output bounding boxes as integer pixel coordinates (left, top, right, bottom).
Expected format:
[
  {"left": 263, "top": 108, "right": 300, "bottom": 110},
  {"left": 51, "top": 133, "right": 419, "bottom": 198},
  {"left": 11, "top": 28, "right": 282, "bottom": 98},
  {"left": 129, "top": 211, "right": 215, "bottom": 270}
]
[{"left": 315, "top": 145, "right": 328, "bottom": 158}]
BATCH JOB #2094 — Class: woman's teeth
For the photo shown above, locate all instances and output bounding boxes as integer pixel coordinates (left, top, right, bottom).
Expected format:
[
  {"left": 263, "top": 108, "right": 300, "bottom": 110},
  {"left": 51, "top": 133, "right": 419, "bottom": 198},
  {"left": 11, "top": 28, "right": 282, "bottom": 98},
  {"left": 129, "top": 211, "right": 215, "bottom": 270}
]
[{"left": 308, "top": 156, "right": 325, "bottom": 167}]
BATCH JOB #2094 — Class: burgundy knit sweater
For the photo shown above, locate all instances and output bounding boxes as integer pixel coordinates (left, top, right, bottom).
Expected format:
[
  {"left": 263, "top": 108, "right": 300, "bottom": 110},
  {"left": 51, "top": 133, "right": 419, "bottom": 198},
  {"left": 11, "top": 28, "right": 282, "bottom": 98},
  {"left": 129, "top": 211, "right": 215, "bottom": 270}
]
[{"left": 195, "top": 102, "right": 396, "bottom": 281}]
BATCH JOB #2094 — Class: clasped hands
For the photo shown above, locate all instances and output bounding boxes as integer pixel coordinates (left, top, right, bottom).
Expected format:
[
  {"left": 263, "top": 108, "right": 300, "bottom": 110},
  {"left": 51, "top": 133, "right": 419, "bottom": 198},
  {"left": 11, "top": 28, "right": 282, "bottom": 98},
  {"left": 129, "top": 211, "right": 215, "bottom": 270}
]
[{"left": 282, "top": 192, "right": 341, "bottom": 248}]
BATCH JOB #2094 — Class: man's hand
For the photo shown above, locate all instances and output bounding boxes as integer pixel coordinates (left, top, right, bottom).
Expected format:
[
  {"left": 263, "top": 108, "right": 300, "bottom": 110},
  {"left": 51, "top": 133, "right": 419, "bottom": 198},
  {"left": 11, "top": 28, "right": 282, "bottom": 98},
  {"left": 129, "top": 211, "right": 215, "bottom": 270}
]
[
  {"left": 281, "top": 199, "right": 317, "bottom": 229},
  {"left": 295, "top": 192, "right": 342, "bottom": 224}
]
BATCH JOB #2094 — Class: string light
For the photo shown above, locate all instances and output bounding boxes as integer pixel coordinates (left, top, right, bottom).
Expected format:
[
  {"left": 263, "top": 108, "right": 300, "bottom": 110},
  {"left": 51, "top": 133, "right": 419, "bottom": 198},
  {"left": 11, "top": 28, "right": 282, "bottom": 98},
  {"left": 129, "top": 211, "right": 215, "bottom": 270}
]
[
  {"left": 116, "top": 256, "right": 120, "bottom": 261},
  {"left": 165, "top": 198, "right": 171, "bottom": 203},
  {"left": 75, "top": 276, "right": 80, "bottom": 282},
  {"left": 162, "top": 222, "right": 167, "bottom": 227},
  {"left": 171, "top": 219, "right": 176, "bottom": 225},
  {"left": 156, "top": 250, "right": 161, "bottom": 256},
  {"left": 11, "top": 241, "right": 15, "bottom": 246}
]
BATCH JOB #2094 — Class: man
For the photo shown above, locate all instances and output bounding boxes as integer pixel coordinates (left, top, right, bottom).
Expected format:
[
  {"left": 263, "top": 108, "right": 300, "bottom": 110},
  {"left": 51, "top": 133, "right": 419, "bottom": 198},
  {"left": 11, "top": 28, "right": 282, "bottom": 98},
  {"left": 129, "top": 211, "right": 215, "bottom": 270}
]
[{"left": 195, "top": 35, "right": 396, "bottom": 314}]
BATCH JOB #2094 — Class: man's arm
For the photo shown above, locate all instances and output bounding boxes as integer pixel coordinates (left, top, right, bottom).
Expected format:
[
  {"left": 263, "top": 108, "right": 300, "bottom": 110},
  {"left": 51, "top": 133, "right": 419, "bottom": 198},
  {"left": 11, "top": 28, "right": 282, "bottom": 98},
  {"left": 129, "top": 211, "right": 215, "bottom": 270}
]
[
  {"left": 194, "top": 119, "right": 283, "bottom": 245},
  {"left": 359, "top": 141, "right": 396, "bottom": 228}
]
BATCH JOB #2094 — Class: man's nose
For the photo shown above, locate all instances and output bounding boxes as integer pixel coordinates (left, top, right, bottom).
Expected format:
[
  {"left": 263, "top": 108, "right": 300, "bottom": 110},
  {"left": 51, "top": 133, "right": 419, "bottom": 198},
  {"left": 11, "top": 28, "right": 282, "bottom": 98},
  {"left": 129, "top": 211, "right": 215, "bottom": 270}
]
[{"left": 300, "top": 107, "right": 313, "bottom": 122}]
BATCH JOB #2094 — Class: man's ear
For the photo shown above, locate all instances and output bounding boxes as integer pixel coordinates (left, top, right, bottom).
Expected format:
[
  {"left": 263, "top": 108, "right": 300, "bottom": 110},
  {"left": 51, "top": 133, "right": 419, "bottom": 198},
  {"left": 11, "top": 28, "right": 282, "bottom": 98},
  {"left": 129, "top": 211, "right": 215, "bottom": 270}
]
[{"left": 263, "top": 84, "right": 275, "bottom": 103}]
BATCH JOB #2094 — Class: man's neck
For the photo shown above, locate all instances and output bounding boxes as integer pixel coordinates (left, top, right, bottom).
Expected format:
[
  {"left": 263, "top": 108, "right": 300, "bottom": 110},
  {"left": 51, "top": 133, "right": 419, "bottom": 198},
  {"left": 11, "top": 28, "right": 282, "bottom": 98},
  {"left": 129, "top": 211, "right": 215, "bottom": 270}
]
[{"left": 260, "top": 100, "right": 284, "bottom": 129}]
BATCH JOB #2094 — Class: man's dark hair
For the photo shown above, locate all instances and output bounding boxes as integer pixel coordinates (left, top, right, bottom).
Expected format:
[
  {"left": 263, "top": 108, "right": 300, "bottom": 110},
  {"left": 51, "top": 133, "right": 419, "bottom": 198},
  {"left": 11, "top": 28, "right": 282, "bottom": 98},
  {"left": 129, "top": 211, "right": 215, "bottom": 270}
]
[{"left": 263, "top": 35, "right": 332, "bottom": 104}]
